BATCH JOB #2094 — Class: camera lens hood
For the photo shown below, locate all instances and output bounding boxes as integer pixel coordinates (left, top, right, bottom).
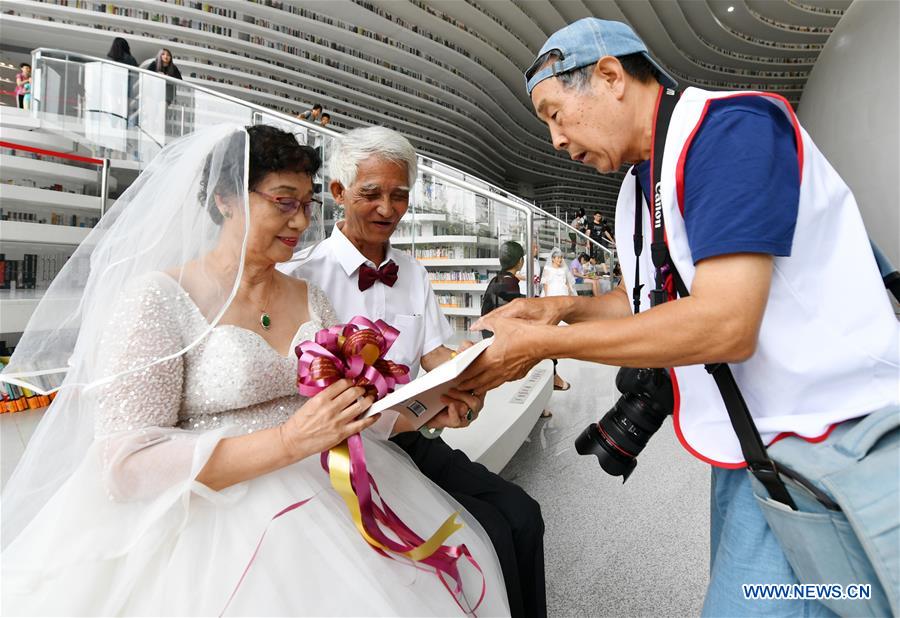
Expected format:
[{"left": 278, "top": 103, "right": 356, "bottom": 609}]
[{"left": 575, "top": 423, "right": 637, "bottom": 482}]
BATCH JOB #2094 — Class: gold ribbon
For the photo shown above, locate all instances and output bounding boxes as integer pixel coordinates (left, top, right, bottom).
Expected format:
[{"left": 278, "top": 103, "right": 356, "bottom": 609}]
[{"left": 327, "top": 440, "right": 463, "bottom": 561}]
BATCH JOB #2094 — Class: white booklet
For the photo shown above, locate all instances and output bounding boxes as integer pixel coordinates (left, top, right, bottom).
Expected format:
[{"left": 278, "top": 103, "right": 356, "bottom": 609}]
[{"left": 367, "top": 337, "right": 493, "bottom": 429}]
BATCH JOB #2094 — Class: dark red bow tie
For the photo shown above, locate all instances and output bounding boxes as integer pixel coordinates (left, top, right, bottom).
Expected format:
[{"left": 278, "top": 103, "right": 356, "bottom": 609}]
[{"left": 358, "top": 260, "right": 399, "bottom": 291}]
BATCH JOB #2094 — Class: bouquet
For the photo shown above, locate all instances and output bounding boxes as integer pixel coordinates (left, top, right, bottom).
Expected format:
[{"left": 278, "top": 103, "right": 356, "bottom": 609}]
[
  {"left": 295, "top": 316, "right": 485, "bottom": 614},
  {"left": 295, "top": 316, "right": 411, "bottom": 399}
]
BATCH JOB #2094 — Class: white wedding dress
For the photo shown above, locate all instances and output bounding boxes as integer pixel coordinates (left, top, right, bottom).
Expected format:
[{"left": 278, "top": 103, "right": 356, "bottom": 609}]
[{"left": 2, "top": 272, "right": 509, "bottom": 616}]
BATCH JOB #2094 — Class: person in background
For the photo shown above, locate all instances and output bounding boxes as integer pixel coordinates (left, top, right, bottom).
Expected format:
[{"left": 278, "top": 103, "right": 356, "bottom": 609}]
[
  {"left": 586, "top": 256, "right": 611, "bottom": 295},
  {"left": 611, "top": 262, "right": 622, "bottom": 287},
  {"left": 482, "top": 241, "right": 569, "bottom": 408},
  {"left": 106, "top": 37, "right": 137, "bottom": 67},
  {"left": 147, "top": 48, "right": 183, "bottom": 106},
  {"left": 542, "top": 247, "right": 576, "bottom": 298},
  {"left": 539, "top": 247, "right": 576, "bottom": 398},
  {"left": 15, "top": 63, "right": 31, "bottom": 110},
  {"left": 586, "top": 212, "right": 615, "bottom": 258},
  {"left": 298, "top": 103, "right": 323, "bottom": 122},
  {"left": 147, "top": 48, "right": 183, "bottom": 80},
  {"left": 569, "top": 252, "right": 589, "bottom": 284},
  {"left": 320, "top": 113, "right": 332, "bottom": 127},
  {"left": 586, "top": 255, "right": 606, "bottom": 275},
  {"left": 570, "top": 208, "right": 586, "bottom": 253},
  {"left": 481, "top": 241, "right": 526, "bottom": 340}
]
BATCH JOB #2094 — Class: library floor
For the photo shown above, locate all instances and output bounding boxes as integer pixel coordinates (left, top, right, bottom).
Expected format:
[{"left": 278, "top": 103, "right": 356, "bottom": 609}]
[{"left": 501, "top": 358, "right": 711, "bottom": 617}]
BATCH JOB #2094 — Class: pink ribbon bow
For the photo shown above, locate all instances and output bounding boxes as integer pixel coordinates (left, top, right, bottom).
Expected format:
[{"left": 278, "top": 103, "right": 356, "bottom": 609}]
[{"left": 296, "top": 316, "right": 411, "bottom": 399}]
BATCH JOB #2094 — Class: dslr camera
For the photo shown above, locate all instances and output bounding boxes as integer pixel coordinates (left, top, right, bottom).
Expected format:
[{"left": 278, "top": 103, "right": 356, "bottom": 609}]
[{"left": 575, "top": 367, "right": 674, "bottom": 481}]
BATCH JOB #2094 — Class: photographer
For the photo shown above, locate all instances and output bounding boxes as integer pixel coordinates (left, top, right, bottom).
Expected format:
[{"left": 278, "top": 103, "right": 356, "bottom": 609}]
[{"left": 460, "top": 18, "right": 899, "bottom": 616}]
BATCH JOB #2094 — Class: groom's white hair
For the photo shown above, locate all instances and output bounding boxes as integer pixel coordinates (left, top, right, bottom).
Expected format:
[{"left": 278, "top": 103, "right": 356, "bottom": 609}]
[{"left": 328, "top": 126, "right": 418, "bottom": 189}]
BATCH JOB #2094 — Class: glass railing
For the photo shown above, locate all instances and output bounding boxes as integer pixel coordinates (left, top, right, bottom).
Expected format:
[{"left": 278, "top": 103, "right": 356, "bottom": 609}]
[
  {"left": 26, "top": 48, "right": 613, "bottom": 334},
  {"left": 418, "top": 155, "right": 614, "bottom": 261}
]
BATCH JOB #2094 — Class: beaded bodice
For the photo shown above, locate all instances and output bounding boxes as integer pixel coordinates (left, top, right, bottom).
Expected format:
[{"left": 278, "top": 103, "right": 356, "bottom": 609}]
[{"left": 94, "top": 272, "right": 338, "bottom": 436}]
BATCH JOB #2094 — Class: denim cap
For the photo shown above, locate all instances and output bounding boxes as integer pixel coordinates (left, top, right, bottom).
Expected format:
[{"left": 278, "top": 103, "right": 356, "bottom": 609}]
[{"left": 525, "top": 18, "right": 678, "bottom": 95}]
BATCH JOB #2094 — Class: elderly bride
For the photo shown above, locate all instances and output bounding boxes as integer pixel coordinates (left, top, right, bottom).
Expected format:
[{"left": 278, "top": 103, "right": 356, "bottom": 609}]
[{"left": 0, "top": 125, "right": 508, "bottom": 616}]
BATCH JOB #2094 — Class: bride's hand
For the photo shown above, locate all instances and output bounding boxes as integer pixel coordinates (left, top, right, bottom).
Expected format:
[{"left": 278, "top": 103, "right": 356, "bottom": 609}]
[{"left": 279, "top": 379, "right": 378, "bottom": 461}]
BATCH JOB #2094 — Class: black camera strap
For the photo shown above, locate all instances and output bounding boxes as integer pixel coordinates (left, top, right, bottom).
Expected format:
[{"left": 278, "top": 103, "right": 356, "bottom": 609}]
[
  {"left": 635, "top": 86, "right": 797, "bottom": 510},
  {"left": 630, "top": 167, "right": 644, "bottom": 315}
]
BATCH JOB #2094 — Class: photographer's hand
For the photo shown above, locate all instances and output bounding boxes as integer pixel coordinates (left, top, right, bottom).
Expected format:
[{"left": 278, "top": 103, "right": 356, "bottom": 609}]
[
  {"left": 471, "top": 297, "right": 565, "bottom": 331},
  {"left": 459, "top": 316, "right": 546, "bottom": 393}
]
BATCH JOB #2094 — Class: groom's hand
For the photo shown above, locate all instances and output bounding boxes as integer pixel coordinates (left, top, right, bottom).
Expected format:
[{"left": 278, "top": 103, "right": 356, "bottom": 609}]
[{"left": 427, "top": 388, "right": 483, "bottom": 429}]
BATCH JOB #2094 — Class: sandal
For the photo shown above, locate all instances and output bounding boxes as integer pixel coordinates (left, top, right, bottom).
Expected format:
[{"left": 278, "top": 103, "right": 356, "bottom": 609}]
[
  {"left": 553, "top": 379, "right": 570, "bottom": 391},
  {"left": 540, "top": 409, "right": 553, "bottom": 418}
]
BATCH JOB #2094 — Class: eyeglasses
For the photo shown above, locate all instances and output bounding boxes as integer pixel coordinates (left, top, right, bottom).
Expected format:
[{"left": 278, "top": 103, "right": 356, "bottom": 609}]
[{"left": 252, "top": 190, "right": 321, "bottom": 217}]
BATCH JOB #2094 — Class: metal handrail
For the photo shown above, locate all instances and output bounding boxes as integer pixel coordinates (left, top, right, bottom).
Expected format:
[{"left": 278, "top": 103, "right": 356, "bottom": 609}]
[
  {"left": 423, "top": 165, "right": 535, "bottom": 294},
  {"left": 31, "top": 47, "right": 338, "bottom": 137},
  {"left": 534, "top": 208, "right": 615, "bottom": 257},
  {"left": 419, "top": 153, "right": 614, "bottom": 258}
]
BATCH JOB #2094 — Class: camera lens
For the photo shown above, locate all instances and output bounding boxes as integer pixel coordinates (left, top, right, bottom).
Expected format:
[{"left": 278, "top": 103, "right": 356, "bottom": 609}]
[
  {"left": 575, "top": 421, "right": 637, "bottom": 480},
  {"left": 575, "top": 368, "right": 674, "bottom": 481}
]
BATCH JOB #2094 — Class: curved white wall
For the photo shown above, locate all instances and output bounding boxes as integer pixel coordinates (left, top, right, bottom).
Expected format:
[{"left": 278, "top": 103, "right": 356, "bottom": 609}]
[{"left": 797, "top": 0, "right": 899, "bottom": 266}]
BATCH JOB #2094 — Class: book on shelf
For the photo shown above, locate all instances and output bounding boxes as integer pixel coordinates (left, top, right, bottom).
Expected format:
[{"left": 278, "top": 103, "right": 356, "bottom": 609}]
[
  {"left": 1, "top": 253, "right": 71, "bottom": 290},
  {"left": 428, "top": 270, "right": 489, "bottom": 283},
  {"left": 0, "top": 360, "right": 56, "bottom": 413},
  {"left": 1, "top": 209, "right": 100, "bottom": 228},
  {"left": 436, "top": 292, "right": 474, "bottom": 309}
]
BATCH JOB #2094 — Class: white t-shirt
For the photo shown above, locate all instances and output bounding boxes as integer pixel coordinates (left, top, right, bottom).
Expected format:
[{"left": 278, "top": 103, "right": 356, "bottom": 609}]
[{"left": 281, "top": 222, "right": 454, "bottom": 379}]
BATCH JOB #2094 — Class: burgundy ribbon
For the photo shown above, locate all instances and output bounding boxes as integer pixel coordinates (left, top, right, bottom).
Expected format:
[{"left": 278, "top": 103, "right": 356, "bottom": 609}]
[
  {"left": 320, "top": 434, "right": 486, "bottom": 614},
  {"left": 301, "top": 316, "right": 485, "bottom": 613},
  {"left": 220, "top": 496, "right": 316, "bottom": 617}
]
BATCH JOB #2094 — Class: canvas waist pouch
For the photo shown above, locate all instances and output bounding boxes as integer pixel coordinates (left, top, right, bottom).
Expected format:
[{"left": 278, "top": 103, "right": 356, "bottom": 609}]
[{"left": 747, "top": 404, "right": 899, "bottom": 616}]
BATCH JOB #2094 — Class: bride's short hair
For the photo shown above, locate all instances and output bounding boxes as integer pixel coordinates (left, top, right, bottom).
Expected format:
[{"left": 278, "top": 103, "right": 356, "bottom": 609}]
[{"left": 200, "top": 125, "right": 321, "bottom": 224}]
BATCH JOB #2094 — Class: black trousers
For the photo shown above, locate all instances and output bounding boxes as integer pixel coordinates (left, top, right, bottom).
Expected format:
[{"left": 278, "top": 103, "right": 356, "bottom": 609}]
[{"left": 391, "top": 432, "right": 546, "bottom": 618}]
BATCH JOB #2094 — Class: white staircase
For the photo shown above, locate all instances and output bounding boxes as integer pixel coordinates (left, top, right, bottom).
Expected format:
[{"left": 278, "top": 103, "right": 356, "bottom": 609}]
[{"left": 0, "top": 107, "right": 108, "bottom": 339}]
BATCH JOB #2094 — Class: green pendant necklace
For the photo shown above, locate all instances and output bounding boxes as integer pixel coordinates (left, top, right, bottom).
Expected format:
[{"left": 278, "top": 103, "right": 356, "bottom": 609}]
[{"left": 259, "top": 283, "right": 272, "bottom": 331}]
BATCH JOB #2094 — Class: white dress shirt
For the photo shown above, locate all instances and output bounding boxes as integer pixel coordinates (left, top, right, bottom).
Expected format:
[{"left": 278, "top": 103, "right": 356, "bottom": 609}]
[{"left": 281, "top": 222, "right": 454, "bottom": 378}]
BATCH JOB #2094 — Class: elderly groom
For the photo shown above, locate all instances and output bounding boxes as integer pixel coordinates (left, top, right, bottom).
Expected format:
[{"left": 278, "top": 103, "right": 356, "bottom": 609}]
[{"left": 283, "top": 126, "right": 546, "bottom": 618}]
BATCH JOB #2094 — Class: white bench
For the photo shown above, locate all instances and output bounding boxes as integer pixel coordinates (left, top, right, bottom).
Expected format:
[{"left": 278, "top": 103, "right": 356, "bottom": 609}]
[{"left": 441, "top": 360, "right": 553, "bottom": 474}]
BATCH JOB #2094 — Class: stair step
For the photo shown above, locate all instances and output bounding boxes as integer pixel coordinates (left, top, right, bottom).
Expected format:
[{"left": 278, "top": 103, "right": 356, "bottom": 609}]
[{"left": 1, "top": 126, "right": 76, "bottom": 153}]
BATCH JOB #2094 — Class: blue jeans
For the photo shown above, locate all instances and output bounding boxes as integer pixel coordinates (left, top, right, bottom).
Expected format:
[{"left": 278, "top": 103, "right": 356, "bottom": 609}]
[{"left": 701, "top": 467, "right": 836, "bottom": 617}]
